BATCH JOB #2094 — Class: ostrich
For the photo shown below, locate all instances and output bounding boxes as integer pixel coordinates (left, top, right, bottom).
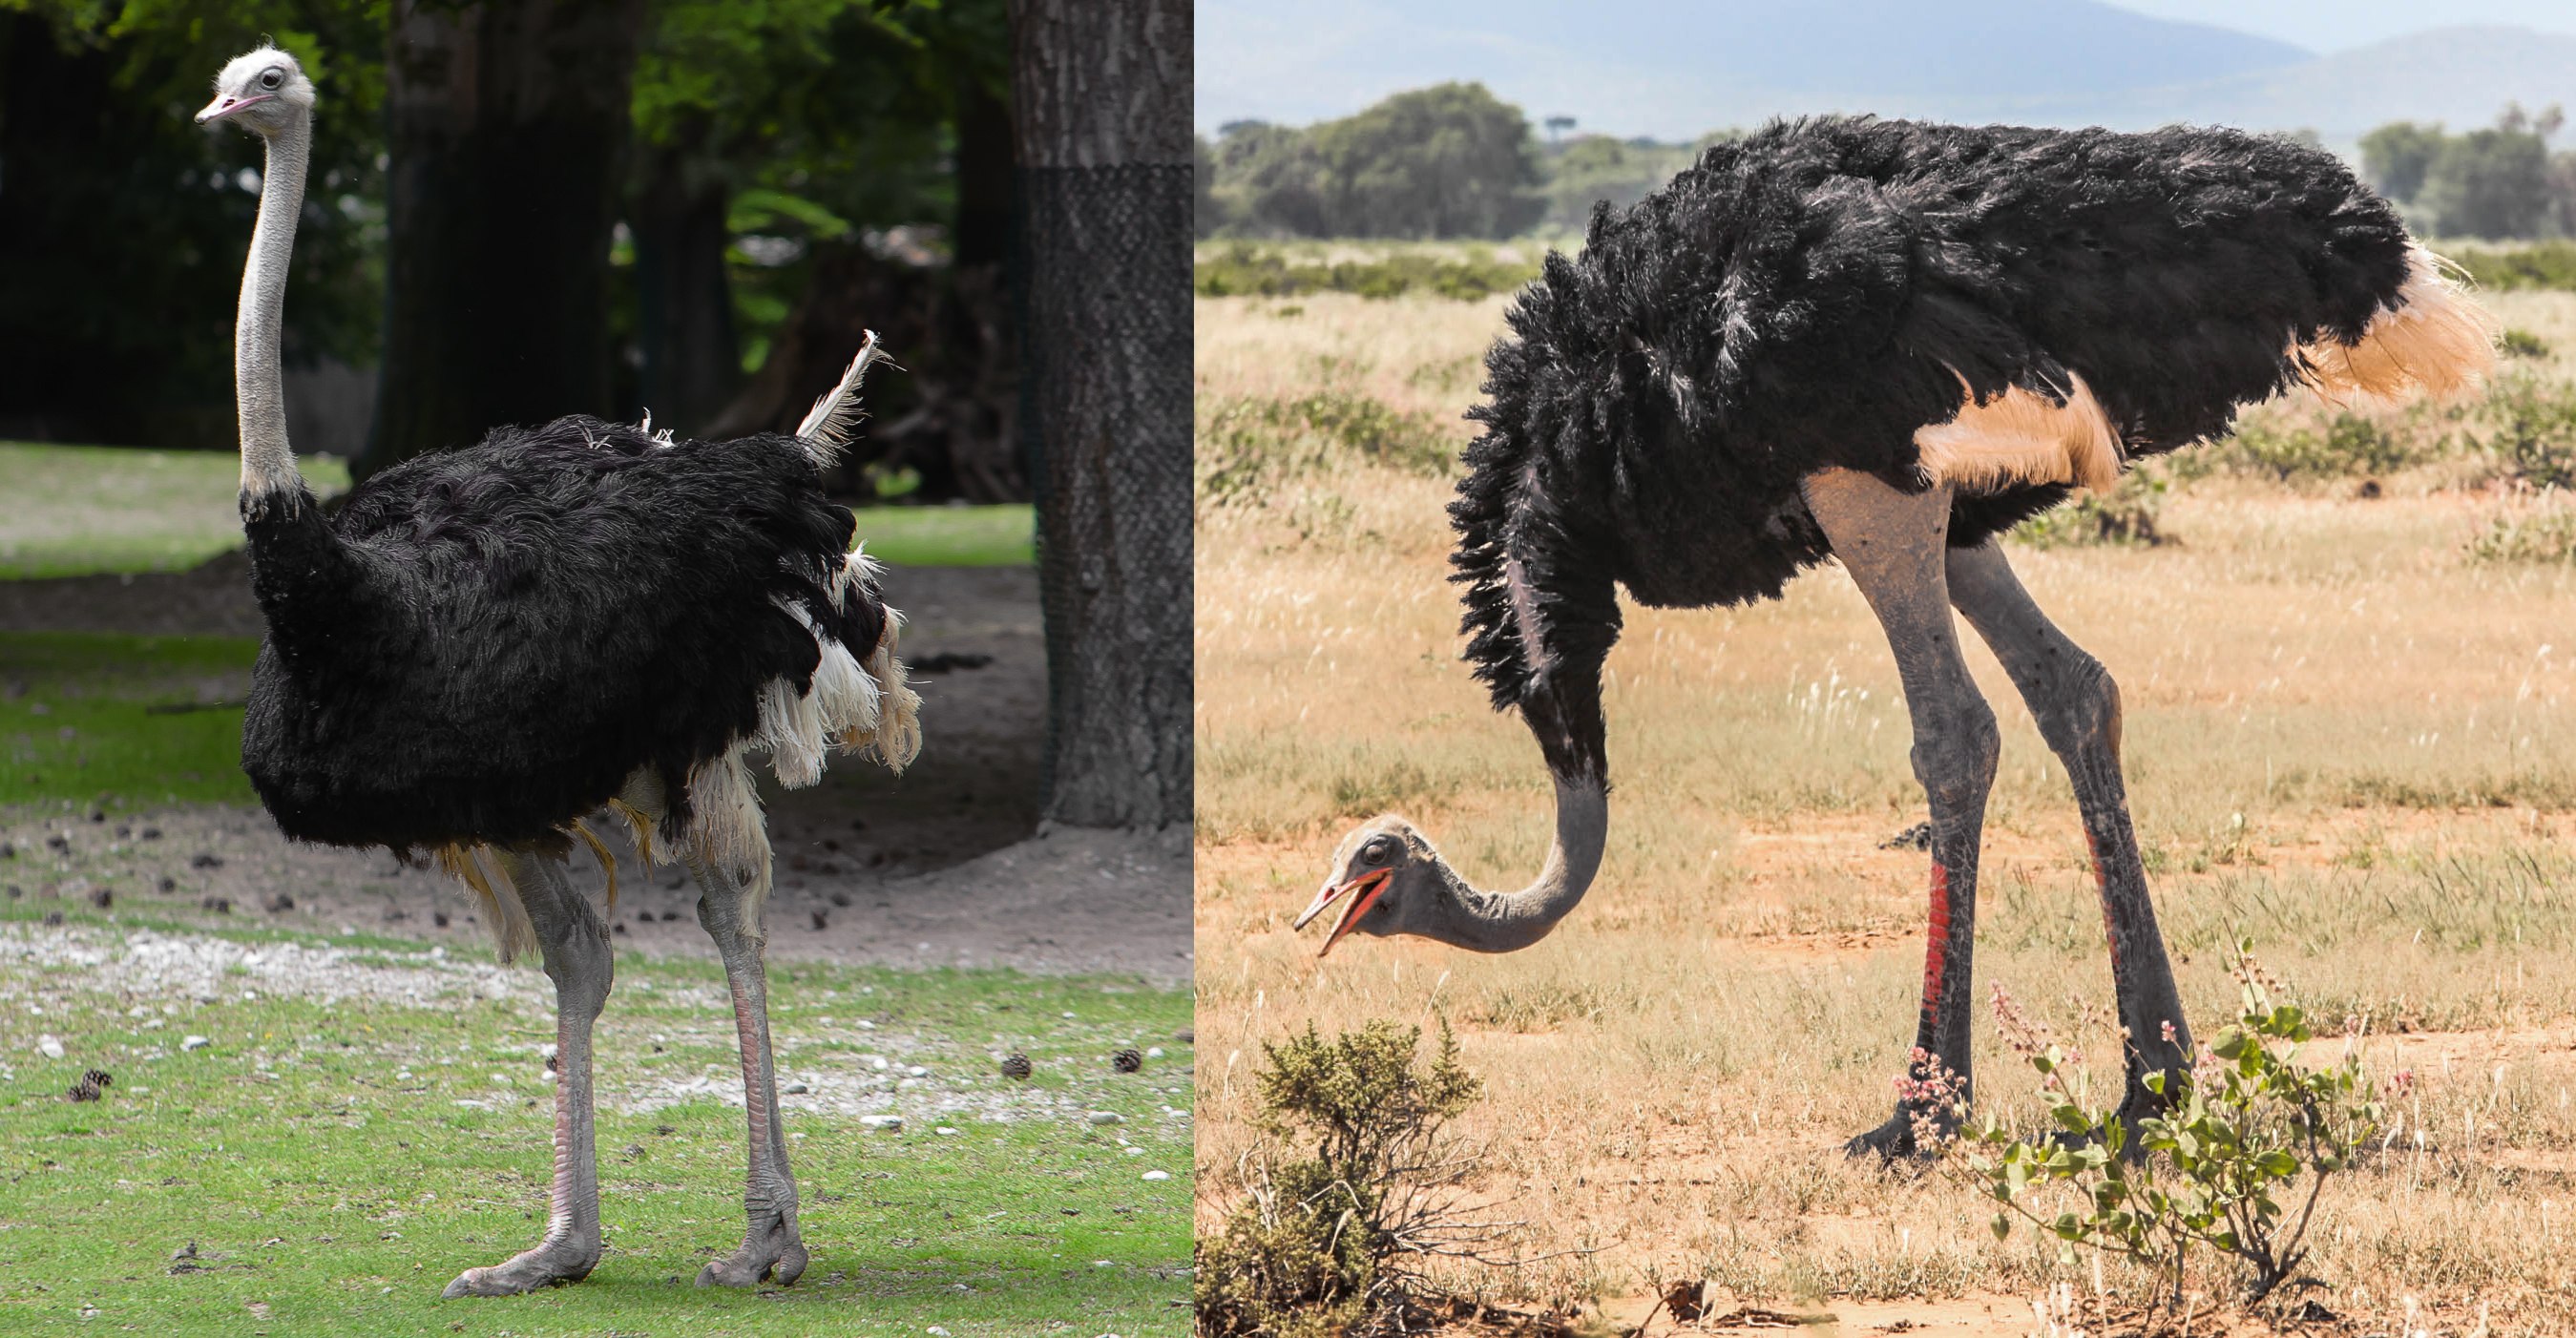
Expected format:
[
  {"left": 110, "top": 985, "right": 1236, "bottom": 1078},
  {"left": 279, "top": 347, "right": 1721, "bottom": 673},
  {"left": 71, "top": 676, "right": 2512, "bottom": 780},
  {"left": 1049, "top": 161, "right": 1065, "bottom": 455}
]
[
  {"left": 1295, "top": 117, "right": 2494, "bottom": 1157},
  {"left": 196, "top": 49, "right": 921, "bottom": 1291}
]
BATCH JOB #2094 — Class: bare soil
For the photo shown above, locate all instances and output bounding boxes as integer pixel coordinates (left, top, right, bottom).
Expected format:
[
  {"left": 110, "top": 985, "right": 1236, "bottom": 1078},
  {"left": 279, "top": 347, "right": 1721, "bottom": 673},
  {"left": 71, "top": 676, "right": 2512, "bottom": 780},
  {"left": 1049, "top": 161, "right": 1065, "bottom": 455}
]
[{"left": 0, "top": 556, "right": 1189, "bottom": 981}]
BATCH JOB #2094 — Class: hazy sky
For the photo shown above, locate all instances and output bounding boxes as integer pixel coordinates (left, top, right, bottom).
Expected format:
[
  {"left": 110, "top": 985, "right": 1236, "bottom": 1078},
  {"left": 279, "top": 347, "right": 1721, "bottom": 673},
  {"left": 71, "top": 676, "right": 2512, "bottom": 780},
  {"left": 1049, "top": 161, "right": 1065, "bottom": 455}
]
[{"left": 2114, "top": 0, "right": 2576, "bottom": 50}]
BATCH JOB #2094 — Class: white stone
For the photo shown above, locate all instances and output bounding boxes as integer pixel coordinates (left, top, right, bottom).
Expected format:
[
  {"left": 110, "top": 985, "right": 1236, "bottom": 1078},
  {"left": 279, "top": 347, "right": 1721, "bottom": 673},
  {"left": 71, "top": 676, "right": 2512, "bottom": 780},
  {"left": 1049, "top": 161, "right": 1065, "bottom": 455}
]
[
  {"left": 180, "top": 1035, "right": 210, "bottom": 1052},
  {"left": 35, "top": 1035, "right": 63, "bottom": 1059},
  {"left": 1087, "top": 1111, "right": 1122, "bottom": 1125},
  {"left": 1145, "top": 1047, "right": 1165, "bottom": 1059},
  {"left": 860, "top": 1115, "right": 902, "bottom": 1132},
  {"left": 1141, "top": 1170, "right": 1171, "bottom": 1181},
  {"left": 782, "top": 1080, "right": 810, "bottom": 1095}
]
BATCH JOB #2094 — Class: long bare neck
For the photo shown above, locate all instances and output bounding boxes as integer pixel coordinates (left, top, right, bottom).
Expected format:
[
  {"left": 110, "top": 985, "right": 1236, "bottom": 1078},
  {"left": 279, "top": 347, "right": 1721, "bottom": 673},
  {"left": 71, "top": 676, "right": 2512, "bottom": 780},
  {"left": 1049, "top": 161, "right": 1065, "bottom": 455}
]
[
  {"left": 1425, "top": 772, "right": 1607, "bottom": 952},
  {"left": 236, "top": 115, "right": 311, "bottom": 508}
]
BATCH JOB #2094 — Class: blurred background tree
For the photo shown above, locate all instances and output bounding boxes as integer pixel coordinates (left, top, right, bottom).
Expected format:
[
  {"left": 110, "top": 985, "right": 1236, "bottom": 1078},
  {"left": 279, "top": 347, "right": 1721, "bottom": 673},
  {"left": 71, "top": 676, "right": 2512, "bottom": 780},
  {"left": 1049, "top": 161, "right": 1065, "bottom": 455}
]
[{"left": 0, "top": 0, "right": 1020, "bottom": 500}]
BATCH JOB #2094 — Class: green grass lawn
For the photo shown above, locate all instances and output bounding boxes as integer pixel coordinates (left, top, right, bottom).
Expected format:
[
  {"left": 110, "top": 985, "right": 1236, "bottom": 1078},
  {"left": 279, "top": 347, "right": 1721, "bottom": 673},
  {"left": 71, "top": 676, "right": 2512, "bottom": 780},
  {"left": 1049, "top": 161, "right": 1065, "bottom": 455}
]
[
  {"left": 0, "top": 915, "right": 1190, "bottom": 1335},
  {"left": 0, "top": 632, "right": 262, "bottom": 808},
  {"left": 0, "top": 443, "right": 1031, "bottom": 577}
]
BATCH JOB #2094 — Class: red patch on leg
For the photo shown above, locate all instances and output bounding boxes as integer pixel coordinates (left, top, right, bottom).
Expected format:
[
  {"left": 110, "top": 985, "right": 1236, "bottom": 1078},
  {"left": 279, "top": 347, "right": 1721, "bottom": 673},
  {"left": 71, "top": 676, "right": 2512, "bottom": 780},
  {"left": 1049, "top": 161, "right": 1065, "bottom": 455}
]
[
  {"left": 1921, "top": 861, "right": 1952, "bottom": 1013},
  {"left": 2084, "top": 829, "right": 2124, "bottom": 973}
]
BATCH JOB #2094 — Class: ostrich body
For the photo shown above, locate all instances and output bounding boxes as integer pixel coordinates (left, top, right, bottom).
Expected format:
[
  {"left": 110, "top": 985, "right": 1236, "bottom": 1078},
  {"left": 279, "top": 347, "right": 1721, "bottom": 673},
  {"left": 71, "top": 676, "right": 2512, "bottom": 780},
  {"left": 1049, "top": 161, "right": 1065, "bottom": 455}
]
[
  {"left": 1299, "top": 117, "right": 2494, "bottom": 1156},
  {"left": 199, "top": 50, "right": 920, "bottom": 1291}
]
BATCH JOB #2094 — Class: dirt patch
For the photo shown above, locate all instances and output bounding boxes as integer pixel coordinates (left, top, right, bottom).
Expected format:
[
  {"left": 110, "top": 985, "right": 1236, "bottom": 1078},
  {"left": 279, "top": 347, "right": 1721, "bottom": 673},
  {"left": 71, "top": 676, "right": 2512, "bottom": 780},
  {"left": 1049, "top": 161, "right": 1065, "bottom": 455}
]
[{"left": 0, "top": 558, "right": 1186, "bottom": 981}]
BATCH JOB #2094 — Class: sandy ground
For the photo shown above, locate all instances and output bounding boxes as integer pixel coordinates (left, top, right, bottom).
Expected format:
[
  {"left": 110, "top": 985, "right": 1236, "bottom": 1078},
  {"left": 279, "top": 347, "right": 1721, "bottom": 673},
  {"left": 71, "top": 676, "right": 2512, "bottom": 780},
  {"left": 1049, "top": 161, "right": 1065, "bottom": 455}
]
[{"left": 0, "top": 556, "right": 1190, "bottom": 981}]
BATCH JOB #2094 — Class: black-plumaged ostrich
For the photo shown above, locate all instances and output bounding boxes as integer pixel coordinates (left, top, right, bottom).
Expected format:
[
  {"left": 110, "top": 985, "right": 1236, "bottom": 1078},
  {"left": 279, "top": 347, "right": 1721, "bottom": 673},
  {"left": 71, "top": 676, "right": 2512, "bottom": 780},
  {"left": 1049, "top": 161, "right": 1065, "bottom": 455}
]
[
  {"left": 1295, "top": 116, "right": 2494, "bottom": 1156},
  {"left": 197, "top": 50, "right": 920, "bottom": 1291}
]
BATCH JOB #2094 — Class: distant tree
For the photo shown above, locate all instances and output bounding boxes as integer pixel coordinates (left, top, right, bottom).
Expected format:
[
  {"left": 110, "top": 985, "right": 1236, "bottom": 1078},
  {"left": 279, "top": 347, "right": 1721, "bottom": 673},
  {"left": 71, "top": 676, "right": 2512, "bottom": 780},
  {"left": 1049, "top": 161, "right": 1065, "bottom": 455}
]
[
  {"left": 2360, "top": 121, "right": 2445, "bottom": 202},
  {"left": 1542, "top": 114, "right": 1575, "bottom": 143},
  {"left": 1193, "top": 134, "right": 1222, "bottom": 238},
  {"left": 1209, "top": 120, "right": 1328, "bottom": 237},
  {"left": 2421, "top": 119, "right": 2553, "bottom": 239},
  {"left": 1539, "top": 132, "right": 1694, "bottom": 233},
  {"left": 1309, "top": 81, "right": 1541, "bottom": 239}
]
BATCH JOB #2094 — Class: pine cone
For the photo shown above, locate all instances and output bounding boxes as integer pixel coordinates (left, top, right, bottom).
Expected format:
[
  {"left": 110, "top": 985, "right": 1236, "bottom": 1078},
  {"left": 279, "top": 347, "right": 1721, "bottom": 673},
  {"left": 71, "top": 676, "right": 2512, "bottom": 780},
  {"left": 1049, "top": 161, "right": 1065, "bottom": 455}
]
[
  {"left": 83, "top": 1069, "right": 112, "bottom": 1089},
  {"left": 67, "top": 1077, "right": 100, "bottom": 1102},
  {"left": 1112, "top": 1047, "right": 1142, "bottom": 1074},
  {"left": 999, "top": 1054, "right": 1032, "bottom": 1080}
]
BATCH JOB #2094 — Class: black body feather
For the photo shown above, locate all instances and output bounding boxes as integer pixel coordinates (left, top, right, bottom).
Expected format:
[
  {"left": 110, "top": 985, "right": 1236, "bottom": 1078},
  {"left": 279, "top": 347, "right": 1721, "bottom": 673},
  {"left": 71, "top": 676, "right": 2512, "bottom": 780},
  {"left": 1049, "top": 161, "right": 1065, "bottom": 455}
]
[
  {"left": 1452, "top": 116, "right": 2420, "bottom": 724},
  {"left": 240, "top": 417, "right": 884, "bottom": 851}
]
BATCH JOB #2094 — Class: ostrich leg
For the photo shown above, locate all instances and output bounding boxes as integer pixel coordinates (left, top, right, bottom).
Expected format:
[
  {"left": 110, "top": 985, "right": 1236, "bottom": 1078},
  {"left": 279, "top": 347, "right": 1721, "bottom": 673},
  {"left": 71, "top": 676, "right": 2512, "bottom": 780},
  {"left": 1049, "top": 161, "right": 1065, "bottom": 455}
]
[
  {"left": 445, "top": 849, "right": 613, "bottom": 1296},
  {"left": 1804, "top": 469, "right": 2001, "bottom": 1158},
  {"left": 1946, "top": 540, "right": 2193, "bottom": 1116},
  {"left": 686, "top": 851, "right": 807, "bottom": 1287}
]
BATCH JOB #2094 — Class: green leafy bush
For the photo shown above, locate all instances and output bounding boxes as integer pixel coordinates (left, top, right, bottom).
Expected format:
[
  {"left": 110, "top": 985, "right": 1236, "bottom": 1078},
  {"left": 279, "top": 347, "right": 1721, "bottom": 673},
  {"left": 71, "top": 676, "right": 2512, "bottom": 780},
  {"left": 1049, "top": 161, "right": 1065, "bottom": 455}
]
[
  {"left": 2013, "top": 469, "right": 2171, "bottom": 548},
  {"left": 2218, "top": 411, "right": 2416, "bottom": 482},
  {"left": 2446, "top": 240, "right": 2576, "bottom": 293},
  {"left": 1195, "top": 243, "right": 1542, "bottom": 302},
  {"left": 1197, "top": 392, "right": 1458, "bottom": 503},
  {"left": 2467, "top": 491, "right": 2576, "bottom": 565},
  {"left": 2465, "top": 373, "right": 2576, "bottom": 489},
  {"left": 1954, "top": 949, "right": 2387, "bottom": 1309},
  {"left": 1195, "top": 1020, "right": 1487, "bottom": 1337},
  {"left": 2499, "top": 327, "right": 2553, "bottom": 360}
]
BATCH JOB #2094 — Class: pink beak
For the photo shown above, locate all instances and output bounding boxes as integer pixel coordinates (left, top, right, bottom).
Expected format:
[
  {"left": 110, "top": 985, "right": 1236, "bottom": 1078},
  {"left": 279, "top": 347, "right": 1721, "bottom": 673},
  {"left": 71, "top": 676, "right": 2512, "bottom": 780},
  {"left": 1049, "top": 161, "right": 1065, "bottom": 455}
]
[
  {"left": 1292, "top": 868, "right": 1393, "bottom": 957},
  {"left": 196, "top": 93, "right": 270, "bottom": 125}
]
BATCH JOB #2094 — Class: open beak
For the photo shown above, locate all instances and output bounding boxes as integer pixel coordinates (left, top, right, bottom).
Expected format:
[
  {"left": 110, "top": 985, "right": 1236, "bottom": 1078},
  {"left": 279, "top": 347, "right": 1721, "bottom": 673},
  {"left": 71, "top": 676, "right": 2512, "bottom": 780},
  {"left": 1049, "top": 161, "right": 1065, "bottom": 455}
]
[
  {"left": 196, "top": 93, "right": 270, "bottom": 125},
  {"left": 1293, "top": 868, "right": 1393, "bottom": 957}
]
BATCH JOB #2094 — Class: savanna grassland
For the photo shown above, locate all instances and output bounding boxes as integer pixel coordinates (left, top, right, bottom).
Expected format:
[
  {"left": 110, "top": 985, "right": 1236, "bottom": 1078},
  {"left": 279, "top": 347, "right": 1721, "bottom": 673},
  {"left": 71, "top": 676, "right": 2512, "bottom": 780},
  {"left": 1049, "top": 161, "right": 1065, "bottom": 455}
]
[{"left": 1195, "top": 246, "right": 2576, "bottom": 1333}]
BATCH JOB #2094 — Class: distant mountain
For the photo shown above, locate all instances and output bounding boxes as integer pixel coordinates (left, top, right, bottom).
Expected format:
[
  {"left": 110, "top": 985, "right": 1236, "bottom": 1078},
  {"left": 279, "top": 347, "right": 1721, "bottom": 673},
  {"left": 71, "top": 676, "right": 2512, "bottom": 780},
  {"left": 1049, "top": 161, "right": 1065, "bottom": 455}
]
[
  {"left": 1198, "top": 4, "right": 2576, "bottom": 145},
  {"left": 1197, "top": 0, "right": 2312, "bottom": 137}
]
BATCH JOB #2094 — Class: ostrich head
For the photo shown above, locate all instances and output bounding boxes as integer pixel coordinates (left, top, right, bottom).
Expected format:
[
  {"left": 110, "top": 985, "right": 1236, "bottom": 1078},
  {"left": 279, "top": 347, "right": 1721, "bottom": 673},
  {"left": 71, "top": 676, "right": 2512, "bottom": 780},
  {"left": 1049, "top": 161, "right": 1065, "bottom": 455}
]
[
  {"left": 1294, "top": 817, "right": 1454, "bottom": 954},
  {"left": 195, "top": 47, "right": 314, "bottom": 136}
]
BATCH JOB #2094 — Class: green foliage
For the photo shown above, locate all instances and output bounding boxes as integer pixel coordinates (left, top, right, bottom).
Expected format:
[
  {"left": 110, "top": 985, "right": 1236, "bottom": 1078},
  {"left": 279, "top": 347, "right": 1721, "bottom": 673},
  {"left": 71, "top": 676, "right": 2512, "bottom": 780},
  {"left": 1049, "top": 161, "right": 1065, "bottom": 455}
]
[
  {"left": 2214, "top": 412, "right": 2415, "bottom": 483},
  {"left": 1537, "top": 133, "right": 1712, "bottom": 233},
  {"left": 1197, "top": 392, "right": 1459, "bottom": 504},
  {"left": 1958, "top": 951, "right": 2386, "bottom": 1307},
  {"left": 2012, "top": 469, "right": 2170, "bottom": 549},
  {"left": 1195, "top": 1020, "right": 1484, "bottom": 1338},
  {"left": 2501, "top": 327, "right": 2554, "bottom": 359},
  {"left": 1194, "top": 242, "right": 1540, "bottom": 302},
  {"left": 1204, "top": 83, "right": 1545, "bottom": 240},
  {"left": 2447, "top": 240, "right": 2576, "bottom": 292},
  {"left": 2466, "top": 492, "right": 2576, "bottom": 565},
  {"left": 2465, "top": 372, "right": 2576, "bottom": 489},
  {"left": 2359, "top": 121, "right": 2444, "bottom": 203}
]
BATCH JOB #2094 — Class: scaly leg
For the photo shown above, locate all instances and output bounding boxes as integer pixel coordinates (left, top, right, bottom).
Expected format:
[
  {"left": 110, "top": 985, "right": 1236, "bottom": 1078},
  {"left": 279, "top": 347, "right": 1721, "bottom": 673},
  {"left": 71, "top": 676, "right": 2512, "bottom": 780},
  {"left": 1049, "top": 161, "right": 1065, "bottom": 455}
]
[
  {"left": 1805, "top": 469, "right": 2000, "bottom": 1159},
  {"left": 445, "top": 848, "right": 612, "bottom": 1297},
  {"left": 688, "top": 851, "right": 807, "bottom": 1287},
  {"left": 1947, "top": 540, "right": 2193, "bottom": 1118}
]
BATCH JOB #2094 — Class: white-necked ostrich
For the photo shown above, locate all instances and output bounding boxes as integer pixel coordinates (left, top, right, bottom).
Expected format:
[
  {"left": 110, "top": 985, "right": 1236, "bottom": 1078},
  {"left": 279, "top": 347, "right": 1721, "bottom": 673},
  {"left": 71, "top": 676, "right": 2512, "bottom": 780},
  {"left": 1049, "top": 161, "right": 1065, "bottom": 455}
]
[
  {"left": 1295, "top": 117, "right": 2494, "bottom": 1157},
  {"left": 197, "top": 50, "right": 921, "bottom": 1291}
]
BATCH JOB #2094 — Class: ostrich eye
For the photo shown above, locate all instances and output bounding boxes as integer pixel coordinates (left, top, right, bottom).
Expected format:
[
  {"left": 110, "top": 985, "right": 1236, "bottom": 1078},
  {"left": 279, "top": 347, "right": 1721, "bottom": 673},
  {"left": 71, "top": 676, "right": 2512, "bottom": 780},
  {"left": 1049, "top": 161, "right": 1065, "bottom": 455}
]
[
  {"left": 260, "top": 69, "right": 283, "bottom": 89},
  {"left": 1363, "top": 837, "right": 1392, "bottom": 864}
]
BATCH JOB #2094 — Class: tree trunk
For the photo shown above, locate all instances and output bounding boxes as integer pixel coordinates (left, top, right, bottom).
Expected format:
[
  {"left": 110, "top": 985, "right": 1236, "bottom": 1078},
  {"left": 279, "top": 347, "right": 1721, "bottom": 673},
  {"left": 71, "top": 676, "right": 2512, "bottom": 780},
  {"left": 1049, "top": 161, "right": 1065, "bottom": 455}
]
[
  {"left": 1008, "top": 0, "right": 1191, "bottom": 828},
  {"left": 632, "top": 131, "right": 743, "bottom": 436},
  {"left": 362, "top": 0, "right": 643, "bottom": 480}
]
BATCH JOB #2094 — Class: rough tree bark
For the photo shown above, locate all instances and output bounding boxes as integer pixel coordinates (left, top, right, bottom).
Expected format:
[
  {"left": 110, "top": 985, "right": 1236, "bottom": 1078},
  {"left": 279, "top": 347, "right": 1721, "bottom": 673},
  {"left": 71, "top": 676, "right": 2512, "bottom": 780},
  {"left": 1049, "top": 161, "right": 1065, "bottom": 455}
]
[
  {"left": 361, "top": 0, "right": 644, "bottom": 479},
  {"left": 1008, "top": 0, "right": 1191, "bottom": 828}
]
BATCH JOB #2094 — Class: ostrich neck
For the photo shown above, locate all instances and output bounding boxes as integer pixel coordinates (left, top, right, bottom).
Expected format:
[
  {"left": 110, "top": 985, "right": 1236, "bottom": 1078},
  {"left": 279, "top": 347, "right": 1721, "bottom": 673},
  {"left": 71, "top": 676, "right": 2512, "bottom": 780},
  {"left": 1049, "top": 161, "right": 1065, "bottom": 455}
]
[
  {"left": 236, "top": 115, "right": 311, "bottom": 507},
  {"left": 1430, "top": 772, "right": 1607, "bottom": 952}
]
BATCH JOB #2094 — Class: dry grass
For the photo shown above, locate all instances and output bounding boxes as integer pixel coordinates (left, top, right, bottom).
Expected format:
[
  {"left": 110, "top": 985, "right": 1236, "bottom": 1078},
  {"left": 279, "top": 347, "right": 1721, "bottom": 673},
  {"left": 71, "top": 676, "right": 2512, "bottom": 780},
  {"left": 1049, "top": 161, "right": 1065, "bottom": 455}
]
[{"left": 1196, "top": 286, "right": 2576, "bottom": 1331}]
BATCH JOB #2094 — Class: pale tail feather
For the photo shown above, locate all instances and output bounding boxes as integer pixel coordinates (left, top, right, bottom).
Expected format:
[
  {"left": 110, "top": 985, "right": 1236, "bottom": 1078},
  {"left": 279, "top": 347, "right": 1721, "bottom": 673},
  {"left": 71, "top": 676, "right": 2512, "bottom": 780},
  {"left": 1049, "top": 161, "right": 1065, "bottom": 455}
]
[
  {"left": 795, "top": 331, "right": 890, "bottom": 467},
  {"left": 2296, "top": 244, "right": 2499, "bottom": 404}
]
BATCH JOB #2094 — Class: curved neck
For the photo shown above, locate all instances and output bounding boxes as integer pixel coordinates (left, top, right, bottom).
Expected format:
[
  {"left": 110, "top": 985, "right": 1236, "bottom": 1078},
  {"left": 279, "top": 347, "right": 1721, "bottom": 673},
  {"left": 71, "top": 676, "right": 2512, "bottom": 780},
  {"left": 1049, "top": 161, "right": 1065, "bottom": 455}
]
[
  {"left": 1429, "top": 772, "right": 1607, "bottom": 952},
  {"left": 236, "top": 115, "right": 312, "bottom": 508}
]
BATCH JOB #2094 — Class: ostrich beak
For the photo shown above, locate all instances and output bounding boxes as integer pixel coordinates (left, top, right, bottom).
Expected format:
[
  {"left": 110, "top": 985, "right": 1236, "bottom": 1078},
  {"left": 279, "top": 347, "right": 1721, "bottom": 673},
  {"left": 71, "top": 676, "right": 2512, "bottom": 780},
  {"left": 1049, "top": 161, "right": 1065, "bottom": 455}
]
[
  {"left": 196, "top": 93, "right": 270, "bottom": 124},
  {"left": 1294, "top": 868, "right": 1392, "bottom": 957}
]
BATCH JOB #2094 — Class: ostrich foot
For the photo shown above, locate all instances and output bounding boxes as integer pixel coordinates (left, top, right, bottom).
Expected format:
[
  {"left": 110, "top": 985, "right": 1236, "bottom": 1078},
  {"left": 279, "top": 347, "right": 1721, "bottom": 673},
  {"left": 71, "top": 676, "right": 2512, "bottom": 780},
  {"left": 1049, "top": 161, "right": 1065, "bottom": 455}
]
[
  {"left": 697, "top": 1212, "right": 806, "bottom": 1287},
  {"left": 1843, "top": 1105, "right": 1952, "bottom": 1161},
  {"left": 441, "top": 1236, "right": 599, "bottom": 1297}
]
